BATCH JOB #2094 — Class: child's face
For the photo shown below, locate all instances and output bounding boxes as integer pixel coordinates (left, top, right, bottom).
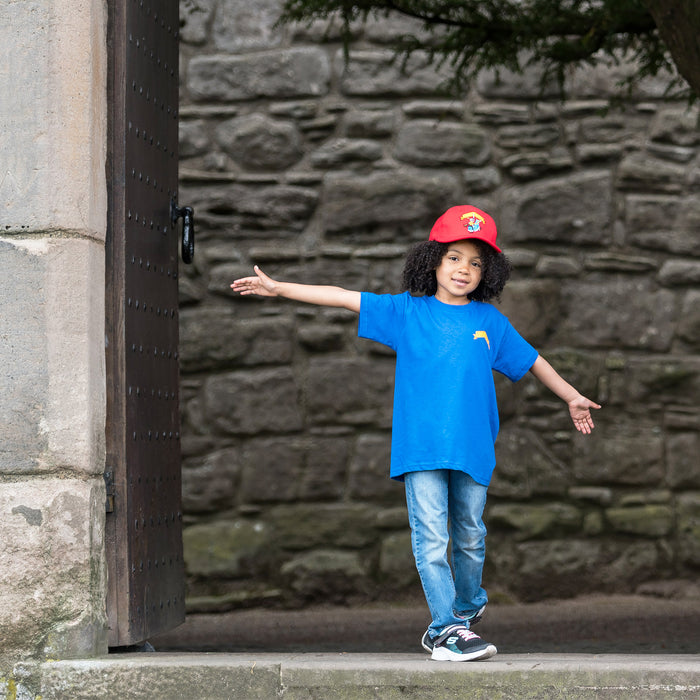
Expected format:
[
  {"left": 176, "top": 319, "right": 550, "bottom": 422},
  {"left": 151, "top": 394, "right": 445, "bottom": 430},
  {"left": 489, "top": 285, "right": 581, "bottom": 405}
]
[{"left": 434, "top": 239, "right": 483, "bottom": 305}]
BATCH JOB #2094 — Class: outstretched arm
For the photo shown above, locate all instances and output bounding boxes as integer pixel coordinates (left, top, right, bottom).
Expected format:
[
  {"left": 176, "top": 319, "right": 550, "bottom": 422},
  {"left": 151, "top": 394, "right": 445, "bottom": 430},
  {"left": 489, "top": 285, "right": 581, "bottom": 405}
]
[
  {"left": 529, "top": 355, "right": 601, "bottom": 434},
  {"left": 231, "top": 265, "right": 362, "bottom": 313}
]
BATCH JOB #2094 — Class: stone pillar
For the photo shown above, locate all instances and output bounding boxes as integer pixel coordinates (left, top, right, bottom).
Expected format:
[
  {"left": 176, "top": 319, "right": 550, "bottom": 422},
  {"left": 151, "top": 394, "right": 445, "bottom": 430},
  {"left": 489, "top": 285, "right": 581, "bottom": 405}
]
[{"left": 0, "top": 0, "right": 108, "bottom": 666}]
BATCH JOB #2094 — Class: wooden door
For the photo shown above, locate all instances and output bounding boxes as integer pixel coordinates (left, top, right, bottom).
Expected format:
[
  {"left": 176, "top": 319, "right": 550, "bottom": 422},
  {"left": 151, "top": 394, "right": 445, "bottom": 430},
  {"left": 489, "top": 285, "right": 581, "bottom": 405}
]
[{"left": 105, "top": 0, "right": 186, "bottom": 647}]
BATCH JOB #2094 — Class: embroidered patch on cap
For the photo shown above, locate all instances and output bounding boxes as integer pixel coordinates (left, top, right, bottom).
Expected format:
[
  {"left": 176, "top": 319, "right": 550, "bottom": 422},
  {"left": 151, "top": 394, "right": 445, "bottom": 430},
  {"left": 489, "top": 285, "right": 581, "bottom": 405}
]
[
  {"left": 461, "top": 211, "right": 486, "bottom": 234},
  {"left": 473, "top": 330, "right": 490, "bottom": 349}
]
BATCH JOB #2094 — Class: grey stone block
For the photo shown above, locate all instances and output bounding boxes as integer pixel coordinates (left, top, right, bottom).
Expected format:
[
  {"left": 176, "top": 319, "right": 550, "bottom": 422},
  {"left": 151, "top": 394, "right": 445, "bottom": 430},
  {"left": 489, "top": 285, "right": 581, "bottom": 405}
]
[
  {"left": 0, "top": 238, "right": 105, "bottom": 475},
  {"left": 187, "top": 48, "right": 331, "bottom": 101},
  {"left": 499, "top": 172, "right": 613, "bottom": 246},
  {"left": 0, "top": 479, "right": 107, "bottom": 661},
  {"left": 394, "top": 120, "right": 490, "bottom": 167},
  {"left": 203, "top": 368, "right": 304, "bottom": 436}
]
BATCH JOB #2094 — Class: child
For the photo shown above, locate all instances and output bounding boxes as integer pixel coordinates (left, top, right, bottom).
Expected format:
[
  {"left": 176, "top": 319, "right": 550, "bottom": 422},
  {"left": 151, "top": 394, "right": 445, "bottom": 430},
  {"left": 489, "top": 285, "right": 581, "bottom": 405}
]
[{"left": 231, "top": 205, "right": 600, "bottom": 662}]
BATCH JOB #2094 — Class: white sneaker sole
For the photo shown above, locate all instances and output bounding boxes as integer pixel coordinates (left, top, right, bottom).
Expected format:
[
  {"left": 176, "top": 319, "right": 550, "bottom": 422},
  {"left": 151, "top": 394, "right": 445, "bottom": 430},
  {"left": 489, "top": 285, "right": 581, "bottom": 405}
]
[{"left": 431, "top": 643, "right": 497, "bottom": 662}]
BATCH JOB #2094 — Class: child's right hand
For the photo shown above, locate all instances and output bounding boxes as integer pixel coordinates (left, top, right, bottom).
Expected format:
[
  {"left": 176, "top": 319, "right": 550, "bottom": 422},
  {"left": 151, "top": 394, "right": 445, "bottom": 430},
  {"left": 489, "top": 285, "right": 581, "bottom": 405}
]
[{"left": 230, "top": 265, "right": 278, "bottom": 297}]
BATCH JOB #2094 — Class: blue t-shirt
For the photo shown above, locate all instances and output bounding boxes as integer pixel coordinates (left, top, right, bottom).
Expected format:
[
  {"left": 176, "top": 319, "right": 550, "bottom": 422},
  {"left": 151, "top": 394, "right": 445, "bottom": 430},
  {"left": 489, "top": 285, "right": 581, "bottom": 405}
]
[{"left": 358, "top": 292, "right": 538, "bottom": 485}]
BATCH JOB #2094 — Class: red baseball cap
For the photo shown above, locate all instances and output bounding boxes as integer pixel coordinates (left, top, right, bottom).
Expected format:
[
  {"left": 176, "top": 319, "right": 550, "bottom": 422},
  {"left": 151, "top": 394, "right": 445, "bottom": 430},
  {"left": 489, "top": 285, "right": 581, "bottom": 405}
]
[{"left": 429, "top": 205, "right": 501, "bottom": 253}]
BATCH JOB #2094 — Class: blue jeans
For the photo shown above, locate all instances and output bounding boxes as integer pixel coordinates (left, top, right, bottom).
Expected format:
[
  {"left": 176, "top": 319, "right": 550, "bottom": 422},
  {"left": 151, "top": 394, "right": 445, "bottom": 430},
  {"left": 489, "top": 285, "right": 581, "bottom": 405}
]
[{"left": 405, "top": 469, "right": 488, "bottom": 638}]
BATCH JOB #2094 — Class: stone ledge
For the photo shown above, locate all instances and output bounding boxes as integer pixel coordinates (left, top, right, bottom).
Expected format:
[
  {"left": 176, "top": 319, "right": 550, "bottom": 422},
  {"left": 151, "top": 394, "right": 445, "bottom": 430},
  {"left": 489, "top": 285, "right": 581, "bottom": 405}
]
[{"left": 9, "top": 653, "right": 700, "bottom": 700}]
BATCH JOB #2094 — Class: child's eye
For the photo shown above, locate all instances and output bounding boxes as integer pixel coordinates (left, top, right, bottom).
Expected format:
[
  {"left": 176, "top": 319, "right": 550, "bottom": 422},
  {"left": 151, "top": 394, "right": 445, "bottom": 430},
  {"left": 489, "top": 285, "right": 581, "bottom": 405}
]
[{"left": 472, "top": 261, "right": 481, "bottom": 268}]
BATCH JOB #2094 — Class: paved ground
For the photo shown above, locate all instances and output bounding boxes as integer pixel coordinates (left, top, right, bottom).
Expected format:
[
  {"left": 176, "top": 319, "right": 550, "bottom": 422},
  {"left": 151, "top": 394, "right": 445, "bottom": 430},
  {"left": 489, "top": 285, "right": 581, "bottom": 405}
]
[{"left": 151, "top": 593, "right": 700, "bottom": 655}]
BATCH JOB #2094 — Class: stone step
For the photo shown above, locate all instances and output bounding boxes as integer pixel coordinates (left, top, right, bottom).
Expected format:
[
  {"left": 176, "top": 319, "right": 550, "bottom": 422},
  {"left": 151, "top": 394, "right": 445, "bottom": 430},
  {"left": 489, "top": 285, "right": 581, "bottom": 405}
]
[{"left": 11, "top": 653, "right": 700, "bottom": 699}]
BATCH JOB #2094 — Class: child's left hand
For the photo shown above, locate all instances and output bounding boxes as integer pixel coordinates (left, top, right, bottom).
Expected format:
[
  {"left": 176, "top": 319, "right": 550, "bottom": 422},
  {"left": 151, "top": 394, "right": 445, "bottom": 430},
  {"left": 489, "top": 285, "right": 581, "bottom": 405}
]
[{"left": 568, "top": 396, "right": 601, "bottom": 434}]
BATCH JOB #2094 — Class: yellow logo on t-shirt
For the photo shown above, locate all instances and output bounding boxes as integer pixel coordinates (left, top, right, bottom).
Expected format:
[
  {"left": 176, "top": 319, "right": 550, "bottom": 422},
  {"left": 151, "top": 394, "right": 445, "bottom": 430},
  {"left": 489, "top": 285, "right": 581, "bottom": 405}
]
[{"left": 473, "top": 330, "right": 490, "bottom": 349}]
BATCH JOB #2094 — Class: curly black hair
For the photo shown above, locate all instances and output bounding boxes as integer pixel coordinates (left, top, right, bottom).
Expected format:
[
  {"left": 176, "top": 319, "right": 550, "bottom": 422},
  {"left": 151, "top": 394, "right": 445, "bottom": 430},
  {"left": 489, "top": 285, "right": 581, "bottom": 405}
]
[{"left": 402, "top": 239, "right": 512, "bottom": 302}]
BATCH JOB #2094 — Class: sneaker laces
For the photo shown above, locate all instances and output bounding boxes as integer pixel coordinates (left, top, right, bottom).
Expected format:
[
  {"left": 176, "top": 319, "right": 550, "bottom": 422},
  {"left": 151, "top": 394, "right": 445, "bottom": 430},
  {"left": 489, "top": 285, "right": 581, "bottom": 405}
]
[
  {"left": 435, "top": 624, "right": 479, "bottom": 644},
  {"left": 452, "top": 627, "right": 479, "bottom": 642}
]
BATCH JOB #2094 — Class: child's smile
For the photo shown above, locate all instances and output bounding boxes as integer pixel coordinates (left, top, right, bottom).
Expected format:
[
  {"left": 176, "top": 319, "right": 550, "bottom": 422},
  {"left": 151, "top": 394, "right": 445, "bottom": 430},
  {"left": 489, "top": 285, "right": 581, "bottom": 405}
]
[{"left": 434, "top": 240, "right": 483, "bottom": 305}]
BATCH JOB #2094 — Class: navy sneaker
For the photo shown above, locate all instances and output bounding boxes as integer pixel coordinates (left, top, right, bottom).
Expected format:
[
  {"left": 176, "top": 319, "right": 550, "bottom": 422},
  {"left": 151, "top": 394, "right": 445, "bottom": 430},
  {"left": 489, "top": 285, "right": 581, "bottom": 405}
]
[
  {"left": 431, "top": 624, "right": 497, "bottom": 662},
  {"left": 420, "top": 605, "right": 486, "bottom": 653}
]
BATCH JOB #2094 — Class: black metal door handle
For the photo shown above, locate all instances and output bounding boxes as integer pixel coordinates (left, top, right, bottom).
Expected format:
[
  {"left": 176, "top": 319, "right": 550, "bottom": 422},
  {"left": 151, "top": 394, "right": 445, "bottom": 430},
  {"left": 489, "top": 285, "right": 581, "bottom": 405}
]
[{"left": 171, "top": 202, "right": 195, "bottom": 264}]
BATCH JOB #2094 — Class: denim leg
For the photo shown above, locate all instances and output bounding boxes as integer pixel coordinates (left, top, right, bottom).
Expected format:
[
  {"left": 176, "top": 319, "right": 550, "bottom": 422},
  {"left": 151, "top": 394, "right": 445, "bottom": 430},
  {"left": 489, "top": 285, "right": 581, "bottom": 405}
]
[
  {"left": 405, "top": 470, "right": 464, "bottom": 637},
  {"left": 448, "top": 470, "right": 489, "bottom": 620}
]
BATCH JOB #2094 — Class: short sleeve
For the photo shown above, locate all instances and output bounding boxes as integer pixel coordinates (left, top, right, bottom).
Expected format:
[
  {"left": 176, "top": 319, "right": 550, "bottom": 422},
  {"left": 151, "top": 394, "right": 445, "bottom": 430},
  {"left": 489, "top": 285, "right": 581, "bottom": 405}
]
[
  {"left": 492, "top": 319, "right": 539, "bottom": 382},
  {"left": 358, "top": 292, "right": 409, "bottom": 350}
]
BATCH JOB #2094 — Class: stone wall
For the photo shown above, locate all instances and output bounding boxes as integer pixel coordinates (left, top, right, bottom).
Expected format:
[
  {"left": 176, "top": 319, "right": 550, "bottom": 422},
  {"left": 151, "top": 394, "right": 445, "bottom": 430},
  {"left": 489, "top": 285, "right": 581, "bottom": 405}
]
[{"left": 177, "top": 0, "right": 700, "bottom": 610}]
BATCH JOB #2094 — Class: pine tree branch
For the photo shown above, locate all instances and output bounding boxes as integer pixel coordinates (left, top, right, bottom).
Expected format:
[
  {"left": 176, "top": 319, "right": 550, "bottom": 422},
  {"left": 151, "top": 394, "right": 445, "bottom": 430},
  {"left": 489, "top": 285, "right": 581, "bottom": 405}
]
[{"left": 279, "top": 0, "right": 694, "bottom": 98}]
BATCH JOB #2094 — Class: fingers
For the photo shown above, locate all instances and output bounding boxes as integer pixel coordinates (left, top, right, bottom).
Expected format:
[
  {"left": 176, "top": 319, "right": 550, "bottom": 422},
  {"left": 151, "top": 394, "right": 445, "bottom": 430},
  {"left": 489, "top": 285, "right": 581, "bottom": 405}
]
[
  {"left": 572, "top": 409, "right": 596, "bottom": 434},
  {"left": 569, "top": 396, "right": 601, "bottom": 434},
  {"left": 231, "top": 265, "right": 260, "bottom": 287},
  {"left": 230, "top": 276, "right": 259, "bottom": 294},
  {"left": 230, "top": 276, "right": 254, "bottom": 287},
  {"left": 231, "top": 265, "right": 276, "bottom": 297},
  {"left": 574, "top": 414, "right": 594, "bottom": 434},
  {"left": 567, "top": 394, "right": 602, "bottom": 434}
]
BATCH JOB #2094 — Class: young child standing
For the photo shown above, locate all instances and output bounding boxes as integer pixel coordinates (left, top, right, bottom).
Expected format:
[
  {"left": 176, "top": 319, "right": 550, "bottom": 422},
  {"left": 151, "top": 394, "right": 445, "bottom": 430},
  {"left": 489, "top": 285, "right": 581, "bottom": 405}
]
[{"left": 231, "top": 205, "right": 600, "bottom": 662}]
